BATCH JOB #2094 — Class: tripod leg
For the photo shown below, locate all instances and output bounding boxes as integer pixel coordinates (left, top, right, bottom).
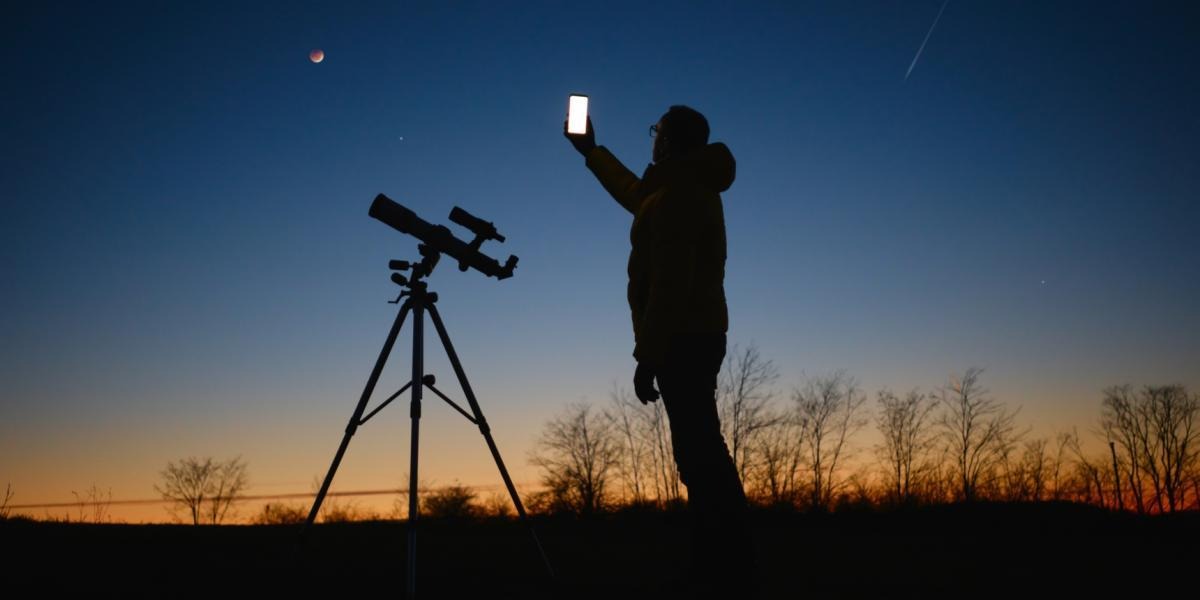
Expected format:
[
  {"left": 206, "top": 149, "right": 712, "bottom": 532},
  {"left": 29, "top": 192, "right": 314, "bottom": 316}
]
[
  {"left": 407, "top": 300, "right": 424, "bottom": 600},
  {"left": 426, "top": 303, "right": 556, "bottom": 580},
  {"left": 305, "top": 300, "right": 412, "bottom": 529}
]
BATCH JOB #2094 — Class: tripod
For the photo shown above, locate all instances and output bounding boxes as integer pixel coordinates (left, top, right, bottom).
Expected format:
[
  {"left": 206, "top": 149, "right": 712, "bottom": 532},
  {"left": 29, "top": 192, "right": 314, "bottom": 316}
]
[{"left": 304, "top": 244, "right": 553, "bottom": 598}]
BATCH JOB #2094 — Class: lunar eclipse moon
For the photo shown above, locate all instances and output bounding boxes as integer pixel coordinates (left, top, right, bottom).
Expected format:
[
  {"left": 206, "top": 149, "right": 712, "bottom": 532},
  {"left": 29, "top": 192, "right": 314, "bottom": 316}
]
[{"left": 309, "top": 49, "right": 324, "bottom": 63}]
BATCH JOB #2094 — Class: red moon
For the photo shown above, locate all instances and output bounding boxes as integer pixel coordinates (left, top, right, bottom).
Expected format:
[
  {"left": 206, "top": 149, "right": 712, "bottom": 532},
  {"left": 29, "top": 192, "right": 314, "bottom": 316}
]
[{"left": 309, "top": 49, "right": 324, "bottom": 63}]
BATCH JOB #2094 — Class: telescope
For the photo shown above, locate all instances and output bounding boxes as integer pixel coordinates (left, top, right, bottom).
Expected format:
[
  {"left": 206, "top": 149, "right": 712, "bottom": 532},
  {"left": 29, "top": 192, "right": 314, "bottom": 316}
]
[
  {"left": 368, "top": 193, "right": 518, "bottom": 280},
  {"left": 309, "top": 193, "right": 552, "bottom": 597}
]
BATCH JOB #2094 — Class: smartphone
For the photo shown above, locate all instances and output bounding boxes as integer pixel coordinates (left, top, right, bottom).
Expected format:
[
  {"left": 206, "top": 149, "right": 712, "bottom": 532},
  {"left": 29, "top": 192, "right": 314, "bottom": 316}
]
[{"left": 567, "top": 94, "right": 589, "bottom": 135}]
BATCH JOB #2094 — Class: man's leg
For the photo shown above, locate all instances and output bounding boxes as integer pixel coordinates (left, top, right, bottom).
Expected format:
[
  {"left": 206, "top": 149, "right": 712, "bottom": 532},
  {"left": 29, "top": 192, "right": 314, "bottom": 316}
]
[{"left": 657, "top": 333, "right": 756, "bottom": 596}]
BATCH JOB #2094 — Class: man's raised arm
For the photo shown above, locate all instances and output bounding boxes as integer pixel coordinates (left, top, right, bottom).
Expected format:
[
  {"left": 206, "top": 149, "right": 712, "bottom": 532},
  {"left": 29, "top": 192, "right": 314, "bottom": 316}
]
[
  {"left": 565, "top": 117, "right": 643, "bottom": 215},
  {"left": 585, "top": 147, "right": 642, "bottom": 215}
]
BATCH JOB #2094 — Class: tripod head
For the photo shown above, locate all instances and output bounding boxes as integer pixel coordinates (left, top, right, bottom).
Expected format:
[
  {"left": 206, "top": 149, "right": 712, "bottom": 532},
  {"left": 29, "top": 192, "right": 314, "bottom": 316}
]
[{"left": 387, "top": 244, "right": 441, "bottom": 303}]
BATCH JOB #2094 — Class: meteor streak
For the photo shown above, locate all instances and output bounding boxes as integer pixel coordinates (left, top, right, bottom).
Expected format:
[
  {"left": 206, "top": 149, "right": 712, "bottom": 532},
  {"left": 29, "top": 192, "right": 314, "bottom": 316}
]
[{"left": 906, "top": 0, "right": 950, "bottom": 81}]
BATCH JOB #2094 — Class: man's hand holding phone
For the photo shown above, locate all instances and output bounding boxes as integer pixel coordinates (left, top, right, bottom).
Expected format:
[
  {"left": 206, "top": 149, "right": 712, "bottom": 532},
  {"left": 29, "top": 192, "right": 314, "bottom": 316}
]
[{"left": 564, "top": 117, "right": 595, "bottom": 156}]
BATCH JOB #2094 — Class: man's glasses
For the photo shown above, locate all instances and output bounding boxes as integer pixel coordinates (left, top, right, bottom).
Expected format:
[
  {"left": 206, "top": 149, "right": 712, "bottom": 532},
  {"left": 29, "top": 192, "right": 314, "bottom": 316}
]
[{"left": 649, "top": 124, "right": 659, "bottom": 138}]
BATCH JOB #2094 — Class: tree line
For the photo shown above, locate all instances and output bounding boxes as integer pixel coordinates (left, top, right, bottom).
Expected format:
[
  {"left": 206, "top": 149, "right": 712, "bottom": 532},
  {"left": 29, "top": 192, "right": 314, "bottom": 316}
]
[
  {"left": 6, "top": 346, "right": 1193, "bottom": 525},
  {"left": 527, "top": 344, "right": 1200, "bottom": 515}
]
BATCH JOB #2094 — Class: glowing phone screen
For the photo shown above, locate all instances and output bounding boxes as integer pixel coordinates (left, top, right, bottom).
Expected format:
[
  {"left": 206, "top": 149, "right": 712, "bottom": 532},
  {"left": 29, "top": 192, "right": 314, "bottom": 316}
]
[{"left": 567, "top": 95, "right": 589, "bottom": 135}]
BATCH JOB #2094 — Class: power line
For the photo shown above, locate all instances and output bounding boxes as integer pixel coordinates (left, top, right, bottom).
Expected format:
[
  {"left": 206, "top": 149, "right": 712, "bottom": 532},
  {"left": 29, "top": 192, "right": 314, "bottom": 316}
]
[{"left": 7, "top": 481, "right": 525, "bottom": 510}]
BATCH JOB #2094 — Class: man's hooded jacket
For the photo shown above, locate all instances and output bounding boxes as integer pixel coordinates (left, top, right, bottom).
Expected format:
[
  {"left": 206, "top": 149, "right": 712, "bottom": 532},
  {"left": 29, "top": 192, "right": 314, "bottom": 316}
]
[{"left": 585, "top": 142, "right": 735, "bottom": 367}]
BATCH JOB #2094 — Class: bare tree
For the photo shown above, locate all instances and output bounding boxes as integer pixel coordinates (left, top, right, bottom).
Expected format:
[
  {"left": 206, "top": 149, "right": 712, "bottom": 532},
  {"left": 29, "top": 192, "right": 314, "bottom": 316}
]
[
  {"left": 793, "top": 371, "right": 869, "bottom": 510},
  {"left": 749, "top": 410, "right": 803, "bottom": 506},
  {"left": 874, "top": 388, "right": 937, "bottom": 505},
  {"left": 1061, "top": 429, "right": 1111, "bottom": 507},
  {"left": 1191, "top": 470, "right": 1200, "bottom": 511},
  {"left": 155, "top": 456, "right": 249, "bottom": 524},
  {"left": 207, "top": 458, "right": 248, "bottom": 523},
  {"left": 935, "top": 368, "right": 1020, "bottom": 502},
  {"left": 607, "top": 386, "right": 650, "bottom": 505},
  {"left": 1, "top": 483, "right": 14, "bottom": 520},
  {"left": 1102, "top": 384, "right": 1199, "bottom": 513},
  {"left": 1022, "top": 438, "right": 1050, "bottom": 501},
  {"left": 717, "top": 343, "right": 781, "bottom": 484},
  {"left": 1101, "top": 385, "right": 1147, "bottom": 512},
  {"left": 997, "top": 438, "right": 1049, "bottom": 502},
  {"left": 842, "top": 464, "right": 879, "bottom": 508},
  {"left": 1049, "top": 431, "right": 1074, "bottom": 501},
  {"left": 918, "top": 445, "right": 956, "bottom": 504},
  {"left": 71, "top": 484, "right": 113, "bottom": 523},
  {"left": 1143, "top": 385, "right": 1198, "bottom": 512},
  {"left": 529, "top": 403, "right": 621, "bottom": 515},
  {"left": 601, "top": 385, "right": 687, "bottom": 507},
  {"left": 641, "top": 398, "right": 681, "bottom": 504}
]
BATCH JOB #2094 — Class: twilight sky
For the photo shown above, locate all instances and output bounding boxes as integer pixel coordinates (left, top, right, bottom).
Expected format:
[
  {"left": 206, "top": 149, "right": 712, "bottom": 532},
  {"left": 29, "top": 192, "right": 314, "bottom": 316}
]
[{"left": 2, "top": 1, "right": 1197, "bottom": 521}]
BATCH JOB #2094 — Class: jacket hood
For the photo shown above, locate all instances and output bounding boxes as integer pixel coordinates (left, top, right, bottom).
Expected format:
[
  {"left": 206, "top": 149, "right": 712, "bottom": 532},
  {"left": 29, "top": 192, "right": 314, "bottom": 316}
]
[
  {"left": 686, "top": 142, "right": 736, "bottom": 192},
  {"left": 648, "top": 142, "right": 736, "bottom": 193}
]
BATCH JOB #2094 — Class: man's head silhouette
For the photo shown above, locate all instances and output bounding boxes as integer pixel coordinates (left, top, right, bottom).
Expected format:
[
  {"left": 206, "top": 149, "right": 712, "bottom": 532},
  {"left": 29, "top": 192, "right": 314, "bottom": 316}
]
[{"left": 652, "top": 105, "right": 710, "bottom": 163}]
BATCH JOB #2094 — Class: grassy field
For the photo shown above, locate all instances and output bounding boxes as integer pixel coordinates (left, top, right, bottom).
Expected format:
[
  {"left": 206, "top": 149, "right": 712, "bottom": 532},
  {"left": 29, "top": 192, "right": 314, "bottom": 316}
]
[{"left": 3, "top": 502, "right": 1196, "bottom": 598}]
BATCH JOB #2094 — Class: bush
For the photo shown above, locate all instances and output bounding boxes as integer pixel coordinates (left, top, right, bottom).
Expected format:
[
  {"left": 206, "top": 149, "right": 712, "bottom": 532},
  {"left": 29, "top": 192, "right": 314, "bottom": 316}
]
[
  {"left": 423, "top": 483, "right": 479, "bottom": 519},
  {"left": 322, "top": 499, "right": 379, "bottom": 523},
  {"left": 480, "top": 491, "right": 515, "bottom": 519},
  {"left": 253, "top": 503, "right": 307, "bottom": 525}
]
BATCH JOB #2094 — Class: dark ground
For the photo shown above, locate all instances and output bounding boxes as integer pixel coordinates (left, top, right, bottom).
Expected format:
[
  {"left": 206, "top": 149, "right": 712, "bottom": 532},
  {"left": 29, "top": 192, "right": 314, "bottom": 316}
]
[{"left": 2, "top": 502, "right": 1196, "bottom": 598}]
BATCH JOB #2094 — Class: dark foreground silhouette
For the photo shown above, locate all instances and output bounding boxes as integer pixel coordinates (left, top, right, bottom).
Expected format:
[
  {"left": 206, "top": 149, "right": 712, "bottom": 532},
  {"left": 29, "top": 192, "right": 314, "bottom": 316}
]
[{"left": 3, "top": 502, "right": 1197, "bottom": 598}]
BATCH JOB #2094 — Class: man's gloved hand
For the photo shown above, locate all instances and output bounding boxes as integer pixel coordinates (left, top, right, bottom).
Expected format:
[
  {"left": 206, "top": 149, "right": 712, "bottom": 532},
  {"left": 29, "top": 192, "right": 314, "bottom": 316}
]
[
  {"left": 633, "top": 362, "right": 660, "bottom": 404},
  {"left": 563, "top": 116, "right": 596, "bottom": 156}
]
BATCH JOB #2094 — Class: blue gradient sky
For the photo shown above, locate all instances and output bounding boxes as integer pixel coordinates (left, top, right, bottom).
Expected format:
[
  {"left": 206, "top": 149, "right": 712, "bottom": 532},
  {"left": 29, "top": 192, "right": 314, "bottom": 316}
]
[{"left": 2, "top": 1, "right": 1197, "bottom": 520}]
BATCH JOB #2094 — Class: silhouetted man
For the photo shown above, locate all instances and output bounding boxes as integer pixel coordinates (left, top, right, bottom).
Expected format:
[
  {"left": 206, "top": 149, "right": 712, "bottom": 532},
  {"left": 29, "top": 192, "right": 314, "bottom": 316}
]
[{"left": 565, "top": 106, "right": 755, "bottom": 597}]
